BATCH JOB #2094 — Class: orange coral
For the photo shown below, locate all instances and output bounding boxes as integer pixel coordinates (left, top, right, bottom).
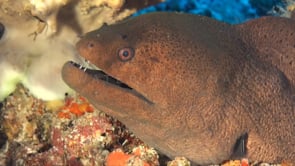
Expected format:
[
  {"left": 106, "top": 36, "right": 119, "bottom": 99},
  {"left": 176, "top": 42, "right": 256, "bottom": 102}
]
[
  {"left": 106, "top": 148, "right": 153, "bottom": 166},
  {"left": 57, "top": 95, "right": 94, "bottom": 119},
  {"left": 222, "top": 158, "right": 249, "bottom": 166},
  {"left": 106, "top": 150, "right": 132, "bottom": 166},
  {"left": 241, "top": 158, "right": 249, "bottom": 166},
  {"left": 57, "top": 111, "right": 71, "bottom": 119}
]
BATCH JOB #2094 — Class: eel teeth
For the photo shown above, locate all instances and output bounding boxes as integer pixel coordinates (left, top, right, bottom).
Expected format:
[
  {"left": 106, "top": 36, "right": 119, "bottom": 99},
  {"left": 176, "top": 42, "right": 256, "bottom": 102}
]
[
  {"left": 72, "top": 57, "right": 102, "bottom": 71},
  {"left": 71, "top": 59, "right": 101, "bottom": 72},
  {"left": 81, "top": 57, "right": 101, "bottom": 71},
  {"left": 71, "top": 61, "right": 87, "bottom": 71}
]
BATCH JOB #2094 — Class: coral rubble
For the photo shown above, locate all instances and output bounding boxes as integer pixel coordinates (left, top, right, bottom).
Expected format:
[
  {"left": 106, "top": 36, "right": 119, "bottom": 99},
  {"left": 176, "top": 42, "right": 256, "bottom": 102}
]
[{"left": 0, "top": 84, "right": 158, "bottom": 165}]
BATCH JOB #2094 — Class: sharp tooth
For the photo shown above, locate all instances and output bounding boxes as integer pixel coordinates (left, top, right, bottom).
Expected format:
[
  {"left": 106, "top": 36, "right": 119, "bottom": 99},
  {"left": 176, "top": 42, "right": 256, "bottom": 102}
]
[{"left": 74, "top": 56, "right": 102, "bottom": 71}]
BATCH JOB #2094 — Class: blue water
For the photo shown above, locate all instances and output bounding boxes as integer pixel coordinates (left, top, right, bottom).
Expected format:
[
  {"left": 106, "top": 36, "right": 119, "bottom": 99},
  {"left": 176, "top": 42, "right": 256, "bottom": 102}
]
[{"left": 133, "top": 0, "right": 285, "bottom": 24}]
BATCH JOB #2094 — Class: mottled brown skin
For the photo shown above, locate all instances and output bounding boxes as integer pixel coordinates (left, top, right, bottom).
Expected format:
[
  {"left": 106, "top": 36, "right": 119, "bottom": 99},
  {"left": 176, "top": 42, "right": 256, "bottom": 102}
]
[{"left": 62, "top": 12, "right": 295, "bottom": 165}]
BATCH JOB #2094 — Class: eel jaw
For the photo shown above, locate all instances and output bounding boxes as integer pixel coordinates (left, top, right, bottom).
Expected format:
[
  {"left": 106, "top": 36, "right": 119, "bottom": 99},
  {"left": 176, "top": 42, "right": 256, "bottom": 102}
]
[{"left": 69, "top": 61, "right": 154, "bottom": 105}]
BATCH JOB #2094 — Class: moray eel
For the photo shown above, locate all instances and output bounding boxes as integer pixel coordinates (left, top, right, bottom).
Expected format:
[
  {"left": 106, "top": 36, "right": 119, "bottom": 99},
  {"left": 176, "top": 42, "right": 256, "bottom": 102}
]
[{"left": 62, "top": 12, "right": 295, "bottom": 165}]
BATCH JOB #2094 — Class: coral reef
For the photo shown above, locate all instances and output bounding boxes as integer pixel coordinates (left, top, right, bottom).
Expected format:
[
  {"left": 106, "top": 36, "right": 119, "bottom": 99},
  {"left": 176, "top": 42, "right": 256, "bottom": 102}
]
[
  {"left": 106, "top": 146, "right": 159, "bottom": 166},
  {"left": 0, "top": 84, "right": 158, "bottom": 165},
  {"left": 133, "top": 0, "right": 290, "bottom": 24}
]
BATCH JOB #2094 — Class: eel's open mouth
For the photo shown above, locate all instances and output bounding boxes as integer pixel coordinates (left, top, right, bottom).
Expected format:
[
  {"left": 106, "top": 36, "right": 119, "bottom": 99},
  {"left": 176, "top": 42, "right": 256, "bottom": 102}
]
[{"left": 70, "top": 61, "right": 153, "bottom": 104}]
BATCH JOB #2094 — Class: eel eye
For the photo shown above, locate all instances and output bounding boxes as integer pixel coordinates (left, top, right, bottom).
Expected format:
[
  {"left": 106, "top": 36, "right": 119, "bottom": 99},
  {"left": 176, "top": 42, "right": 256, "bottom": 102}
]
[{"left": 118, "top": 47, "right": 134, "bottom": 62}]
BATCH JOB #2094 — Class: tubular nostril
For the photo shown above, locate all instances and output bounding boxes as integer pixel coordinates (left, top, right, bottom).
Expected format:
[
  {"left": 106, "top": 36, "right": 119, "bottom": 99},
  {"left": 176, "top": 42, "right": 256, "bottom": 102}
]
[
  {"left": 0, "top": 22, "right": 5, "bottom": 39},
  {"left": 87, "top": 42, "right": 94, "bottom": 48}
]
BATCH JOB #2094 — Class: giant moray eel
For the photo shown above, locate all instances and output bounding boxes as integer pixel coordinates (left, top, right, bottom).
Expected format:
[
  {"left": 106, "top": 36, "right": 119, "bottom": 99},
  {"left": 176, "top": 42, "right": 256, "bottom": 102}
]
[{"left": 62, "top": 12, "right": 295, "bottom": 165}]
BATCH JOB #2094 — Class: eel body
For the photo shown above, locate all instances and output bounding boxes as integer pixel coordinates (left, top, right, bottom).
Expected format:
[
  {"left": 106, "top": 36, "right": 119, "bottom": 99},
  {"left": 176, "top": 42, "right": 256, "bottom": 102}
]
[{"left": 62, "top": 12, "right": 295, "bottom": 165}]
